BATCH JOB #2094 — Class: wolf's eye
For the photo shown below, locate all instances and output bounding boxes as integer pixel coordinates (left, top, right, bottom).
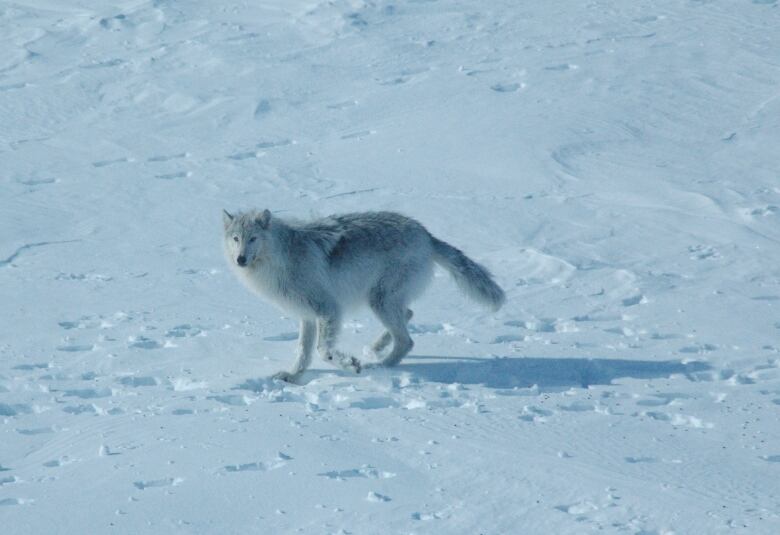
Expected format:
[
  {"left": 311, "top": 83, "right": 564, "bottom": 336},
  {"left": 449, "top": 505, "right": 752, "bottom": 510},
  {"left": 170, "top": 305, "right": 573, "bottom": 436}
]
[
  {"left": 249, "top": 237, "right": 257, "bottom": 243},
  {"left": 233, "top": 236, "right": 239, "bottom": 243}
]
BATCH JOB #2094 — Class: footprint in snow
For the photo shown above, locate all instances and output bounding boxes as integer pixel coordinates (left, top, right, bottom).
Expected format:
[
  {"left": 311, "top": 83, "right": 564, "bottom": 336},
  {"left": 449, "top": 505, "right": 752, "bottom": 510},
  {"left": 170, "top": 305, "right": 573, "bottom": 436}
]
[
  {"left": 16, "top": 427, "right": 55, "bottom": 436},
  {"left": 0, "top": 476, "right": 19, "bottom": 486},
  {"left": 147, "top": 152, "right": 188, "bottom": 163},
  {"left": 490, "top": 334, "right": 525, "bottom": 344},
  {"left": 62, "top": 388, "right": 113, "bottom": 399},
  {"left": 318, "top": 465, "right": 395, "bottom": 480},
  {"left": 624, "top": 456, "right": 658, "bottom": 464},
  {"left": 223, "top": 453, "right": 290, "bottom": 473},
  {"left": 263, "top": 332, "right": 298, "bottom": 342},
  {"left": 155, "top": 171, "right": 191, "bottom": 180},
  {"left": 92, "top": 157, "right": 132, "bottom": 168},
  {"left": 555, "top": 501, "right": 598, "bottom": 515},
  {"left": 128, "top": 336, "right": 160, "bottom": 349},
  {"left": 165, "top": 324, "right": 204, "bottom": 338},
  {"left": 117, "top": 376, "right": 159, "bottom": 387},
  {"left": 133, "top": 478, "right": 183, "bottom": 490},
  {"left": 519, "top": 405, "right": 554, "bottom": 422},
  {"left": 0, "top": 498, "right": 32, "bottom": 506},
  {"left": 490, "top": 82, "right": 523, "bottom": 92},
  {"left": 56, "top": 343, "right": 94, "bottom": 352},
  {"left": 544, "top": 63, "right": 578, "bottom": 71}
]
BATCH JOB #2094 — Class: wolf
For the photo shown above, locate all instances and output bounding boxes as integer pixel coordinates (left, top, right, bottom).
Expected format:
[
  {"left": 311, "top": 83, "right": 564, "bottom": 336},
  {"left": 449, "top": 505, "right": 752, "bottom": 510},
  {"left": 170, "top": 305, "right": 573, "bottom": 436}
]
[{"left": 222, "top": 209, "right": 505, "bottom": 382}]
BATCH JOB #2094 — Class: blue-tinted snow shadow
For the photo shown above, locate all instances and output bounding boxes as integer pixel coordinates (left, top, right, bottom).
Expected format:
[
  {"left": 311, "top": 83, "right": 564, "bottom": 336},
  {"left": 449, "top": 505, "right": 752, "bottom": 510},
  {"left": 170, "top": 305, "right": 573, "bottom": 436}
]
[{"left": 395, "top": 355, "right": 711, "bottom": 390}]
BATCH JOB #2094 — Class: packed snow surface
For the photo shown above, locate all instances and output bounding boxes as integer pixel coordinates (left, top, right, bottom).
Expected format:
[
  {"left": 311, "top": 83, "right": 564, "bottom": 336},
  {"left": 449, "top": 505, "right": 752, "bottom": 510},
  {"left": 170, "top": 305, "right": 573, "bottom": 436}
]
[{"left": 2, "top": 0, "right": 780, "bottom": 533}]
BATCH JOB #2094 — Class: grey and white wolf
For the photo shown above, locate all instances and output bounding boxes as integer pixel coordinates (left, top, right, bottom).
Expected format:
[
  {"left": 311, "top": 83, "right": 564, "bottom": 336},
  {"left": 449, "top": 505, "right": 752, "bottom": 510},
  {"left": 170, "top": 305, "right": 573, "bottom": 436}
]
[{"left": 223, "top": 209, "right": 505, "bottom": 382}]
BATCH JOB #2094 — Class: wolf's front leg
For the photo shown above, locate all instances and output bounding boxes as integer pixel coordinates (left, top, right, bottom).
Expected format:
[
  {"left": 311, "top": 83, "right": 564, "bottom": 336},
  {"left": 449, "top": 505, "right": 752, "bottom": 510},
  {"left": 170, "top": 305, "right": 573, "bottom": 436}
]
[
  {"left": 272, "top": 320, "right": 316, "bottom": 382},
  {"left": 316, "top": 313, "right": 361, "bottom": 374}
]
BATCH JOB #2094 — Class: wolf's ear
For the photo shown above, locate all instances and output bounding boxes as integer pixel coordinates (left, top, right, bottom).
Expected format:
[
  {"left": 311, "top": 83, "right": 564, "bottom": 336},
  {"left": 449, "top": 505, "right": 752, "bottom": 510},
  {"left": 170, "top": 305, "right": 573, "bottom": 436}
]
[
  {"left": 257, "top": 209, "right": 271, "bottom": 229},
  {"left": 222, "top": 209, "right": 234, "bottom": 228}
]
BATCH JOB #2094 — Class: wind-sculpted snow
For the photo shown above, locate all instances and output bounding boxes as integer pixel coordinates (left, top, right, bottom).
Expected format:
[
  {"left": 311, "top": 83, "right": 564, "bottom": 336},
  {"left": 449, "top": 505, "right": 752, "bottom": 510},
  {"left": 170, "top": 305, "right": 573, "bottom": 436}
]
[{"left": 1, "top": 0, "right": 780, "bottom": 533}]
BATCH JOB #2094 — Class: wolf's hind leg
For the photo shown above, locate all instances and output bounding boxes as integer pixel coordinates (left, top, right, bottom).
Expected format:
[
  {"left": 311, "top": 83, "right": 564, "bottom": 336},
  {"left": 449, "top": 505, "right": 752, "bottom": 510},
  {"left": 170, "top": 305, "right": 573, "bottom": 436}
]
[
  {"left": 371, "top": 309, "right": 413, "bottom": 355},
  {"left": 370, "top": 298, "right": 413, "bottom": 367}
]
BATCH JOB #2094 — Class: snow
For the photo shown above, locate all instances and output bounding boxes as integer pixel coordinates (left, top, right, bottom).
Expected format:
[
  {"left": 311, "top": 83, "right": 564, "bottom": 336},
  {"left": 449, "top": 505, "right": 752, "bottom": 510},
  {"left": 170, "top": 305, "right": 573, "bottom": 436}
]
[{"left": 1, "top": 0, "right": 780, "bottom": 533}]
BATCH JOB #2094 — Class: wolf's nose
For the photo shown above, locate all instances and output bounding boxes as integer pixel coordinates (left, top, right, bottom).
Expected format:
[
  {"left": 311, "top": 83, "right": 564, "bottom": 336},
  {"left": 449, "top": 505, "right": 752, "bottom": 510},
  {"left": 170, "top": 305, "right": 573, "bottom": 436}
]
[{"left": 236, "top": 255, "right": 247, "bottom": 266}]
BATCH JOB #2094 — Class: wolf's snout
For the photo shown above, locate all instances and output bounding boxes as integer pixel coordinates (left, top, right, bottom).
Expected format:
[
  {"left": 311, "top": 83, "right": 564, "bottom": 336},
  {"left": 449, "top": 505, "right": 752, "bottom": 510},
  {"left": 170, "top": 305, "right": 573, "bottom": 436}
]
[{"left": 236, "top": 255, "right": 247, "bottom": 267}]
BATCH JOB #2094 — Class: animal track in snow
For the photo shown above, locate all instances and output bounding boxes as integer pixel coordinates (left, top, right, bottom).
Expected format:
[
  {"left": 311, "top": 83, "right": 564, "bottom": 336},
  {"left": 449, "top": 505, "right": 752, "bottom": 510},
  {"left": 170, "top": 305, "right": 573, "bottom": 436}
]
[
  {"left": 504, "top": 318, "right": 577, "bottom": 333},
  {"left": 227, "top": 151, "right": 257, "bottom": 161},
  {"left": 366, "top": 491, "right": 391, "bottom": 502},
  {"left": 15, "top": 174, "right": 57, "bottom": 186},
  {"left": 491, "top": 334, "right": 526, "bottom": 344},
  {"left": 327, "top": 100, "right": 357, "bottom": 110},
  {"left": 557, "top": 401, "right": 601, "bottom": 413},
  {"left": 223, "top": 453, "right": 290, "bottom": 473},
  {"left": 263, "top": 332, "right": 298, "bottom": 342},
  {"left": 0, "top": 403, "right": 34, "bottom": 416},
  {"left": 744, "top": 205, "right": 778, "bottom": 218},
  {"left": 133, "top": 477, "right": 183, "bottom": 490},
  {"left": 208, "top": 394, "right": 254, "bottom": 406},
  {"left": 621, "top": 294, "right": 646, "bottom": 307},
  {"left": 16, "top": 426, "right": 55, "bottom": 436},
  {"left": 411, "top": 511, "right": 442, "bottom": 521},
  {"left": 63, "top": 404, "right": 104, "bottom": 415},
  {"left": 0, "top": 498, "right": 32, "bottom": 506},
  {"left": 679, "top": 343, "right": 717, "bottom": 354},
  {"left": 519, "top": 405, "right": 554, "bottom": 422},
  {"left": 318, "top": 465, "right": 396, "bottom": 481},
  {"left": 43, "top": 456, "right": 76, "bottom": 467},
  {"left": 624, "top": 456, "right": 658, "bottom": 464},
  {"left": 0, "top": 475, "right": 19, "bottom": 486},
  {"left": 56, "top": 343, "right": 94, "bottom": 352},
  {"left": 638, "top": 410, "right": 713, "bottom": 428},
  {"left": 635, "top": 393, "right": 690, "bottom": 407},
  {"left": 62, "top": 388, "right": 113, "bottom": 399},
  {"left": 165, "top": 324, "right": 204, "bottom": 338},
  {"left": 340, "top": 130, "right": 374, "bottom": 140},
  {"left": 58, "top": 318, "right": 98, "bottom": 330},
  {"left": 555, "top": 500, "right": 598, "bottom": 515},
  {"left": 92, "top": 157, "right": 132, "bottom": 168},
  {"left": 633, "top": 15, "right": 662, "bottom": 23},
  {"left": 128, "top": 336, "right": 160, "bottom": 349},
  {"left": 688, "top": 244, "right": 719, "bottom": 260},
  {"left": 490, "top": 82, "right": 524, "bottom": 93},
  {"left": 147, "top": 152, "right": 188, "bottom": 162},
  {"left": 117, "top": 376, "right": 159, "bottom": 387},
  {"left": 256, "top": 139, "right": 292, "bottom": 149},
  {"left": 349, "top": 397, "right": 399, "bottom": 410},
  {"left": 545, "top": 63, "right": 578, "bottom": 71},
  {"left": 155, "top": 171, "right": 191, "bottom": 180}
]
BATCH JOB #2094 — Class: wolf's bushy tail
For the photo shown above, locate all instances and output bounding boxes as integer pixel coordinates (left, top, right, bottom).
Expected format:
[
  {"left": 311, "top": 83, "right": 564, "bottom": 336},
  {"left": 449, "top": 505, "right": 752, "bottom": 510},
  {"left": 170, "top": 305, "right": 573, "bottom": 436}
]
[{"left": 430, "top": 236, "right": 505, "bottom": 311}]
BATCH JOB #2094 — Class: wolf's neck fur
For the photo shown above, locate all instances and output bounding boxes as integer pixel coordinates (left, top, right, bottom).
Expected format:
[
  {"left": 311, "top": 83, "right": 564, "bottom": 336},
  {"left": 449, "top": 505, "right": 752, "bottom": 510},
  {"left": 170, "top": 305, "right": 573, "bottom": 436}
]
[{"left": 233, "top": 220, "right": 322, "bottom": 316}]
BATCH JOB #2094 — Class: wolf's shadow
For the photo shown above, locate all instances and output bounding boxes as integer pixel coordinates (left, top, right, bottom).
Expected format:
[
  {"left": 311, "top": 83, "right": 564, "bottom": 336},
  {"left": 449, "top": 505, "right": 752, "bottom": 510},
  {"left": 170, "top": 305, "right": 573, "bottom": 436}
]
[
  {"left": 237, "top": 355, "right": 710, "bottom": 391},
  {"left": 393, "top": 355, "right": 710, "bottom": 390}
]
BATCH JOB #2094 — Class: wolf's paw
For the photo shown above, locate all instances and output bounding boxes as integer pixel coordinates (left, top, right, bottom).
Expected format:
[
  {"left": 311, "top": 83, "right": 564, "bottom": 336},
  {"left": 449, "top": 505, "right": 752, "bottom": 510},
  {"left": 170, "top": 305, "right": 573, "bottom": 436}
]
[
  {"left": 271, "top": 370, "right": 299, "bottom": 383},
  {"left": 336, "top": 353, "right": 362, "bottom": 374},
  {"left": 363, "top": 345, "right": 385, "bottom": 362}
]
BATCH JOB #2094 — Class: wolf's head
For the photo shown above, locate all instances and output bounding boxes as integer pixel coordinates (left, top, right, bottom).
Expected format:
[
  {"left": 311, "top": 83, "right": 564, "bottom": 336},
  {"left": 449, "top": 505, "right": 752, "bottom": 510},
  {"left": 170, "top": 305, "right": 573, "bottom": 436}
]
[{"left": 222, "top": 209, "right": 272, "bottom": 268}]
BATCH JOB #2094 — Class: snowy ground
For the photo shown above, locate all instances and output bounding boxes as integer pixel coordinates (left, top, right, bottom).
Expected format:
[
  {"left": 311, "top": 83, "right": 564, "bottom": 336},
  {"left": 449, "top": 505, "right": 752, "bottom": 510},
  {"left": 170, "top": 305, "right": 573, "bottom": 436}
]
[{"left": 2, "top": 0, "right": 780, "bottom": 533}]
